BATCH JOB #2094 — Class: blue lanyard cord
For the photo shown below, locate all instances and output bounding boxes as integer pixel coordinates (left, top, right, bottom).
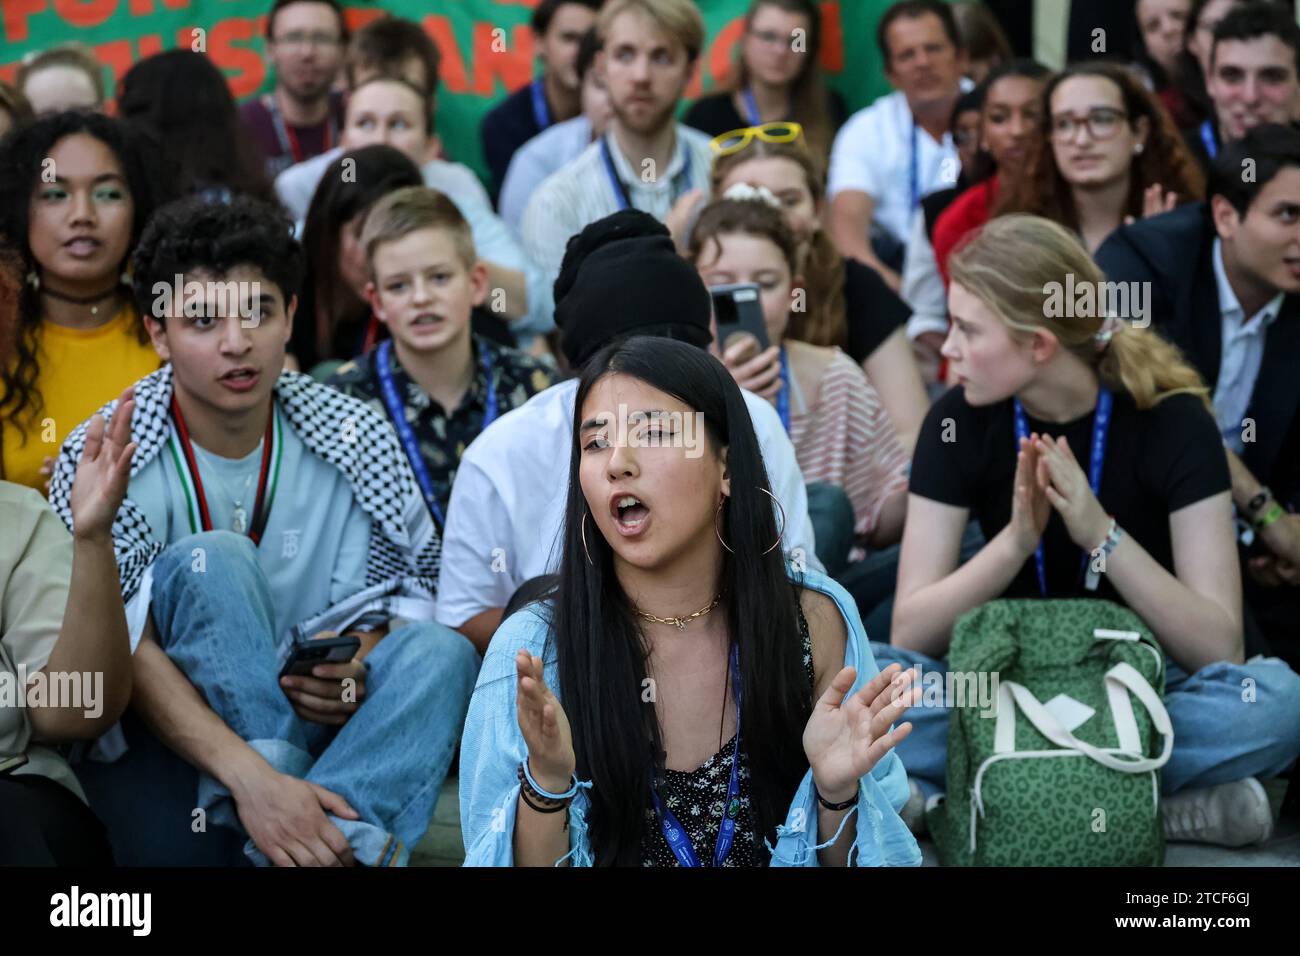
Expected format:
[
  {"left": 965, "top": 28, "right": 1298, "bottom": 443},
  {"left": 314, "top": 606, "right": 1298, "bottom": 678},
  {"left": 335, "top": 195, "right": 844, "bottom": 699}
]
[
  {"left": 776, "top": 346, "right": 791, "bottom": 433},
  {"left": 1199, "top": 120, "right": 1218, "bottom": 160},
  {"left": 600, "top": 135, "right": 693, "bottom": 212},
  {"left": 1012, "top": 387, "right": 1113, "bottom": 597},
  {"left": 741, "top": 87, "right": 761, "bottom": 126},
  {"left": 530, "top": 78, "right": 552, "bottom": 131},
  {"left": 652, "top": 644, "right": 743, "bottom": 867},
  {"left": 373, "top": 338, "right": 498, "bottom": 531},
  {"left": 910, "top": 119, "right": 920, "bottom": 211}
]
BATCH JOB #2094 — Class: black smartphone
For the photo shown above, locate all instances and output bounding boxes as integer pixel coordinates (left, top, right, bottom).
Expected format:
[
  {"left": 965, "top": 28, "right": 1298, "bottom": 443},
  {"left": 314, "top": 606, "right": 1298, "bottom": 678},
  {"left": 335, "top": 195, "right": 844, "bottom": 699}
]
[
  {"left": 279, "top": 634, "right": 361, "bottom": 679},
  {"left": 711, "top": 282, "right": 769, "bottom": 355}
]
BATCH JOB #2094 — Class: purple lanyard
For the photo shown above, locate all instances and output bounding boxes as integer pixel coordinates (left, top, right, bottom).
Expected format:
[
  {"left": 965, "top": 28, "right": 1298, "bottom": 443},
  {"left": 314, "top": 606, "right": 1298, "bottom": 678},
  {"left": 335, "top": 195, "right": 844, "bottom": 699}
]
[
  {"left": 1012, "top": 386, "right": 1113, "bottom": 596},
  {"left": 651, "top": 644, "right": 743, "bottom": 867}
]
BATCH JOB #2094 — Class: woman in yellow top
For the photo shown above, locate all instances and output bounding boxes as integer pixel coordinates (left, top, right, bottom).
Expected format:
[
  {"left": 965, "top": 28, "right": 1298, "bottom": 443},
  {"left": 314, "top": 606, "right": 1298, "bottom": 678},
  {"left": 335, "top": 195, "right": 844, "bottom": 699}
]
[{"left": 0, "top": 111, "right": 166, "bottom": 491}]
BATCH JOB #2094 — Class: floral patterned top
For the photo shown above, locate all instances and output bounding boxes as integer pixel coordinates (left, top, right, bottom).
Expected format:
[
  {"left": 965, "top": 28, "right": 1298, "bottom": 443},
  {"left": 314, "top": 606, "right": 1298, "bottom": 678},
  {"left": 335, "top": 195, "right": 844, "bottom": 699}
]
[
  {"left": 326, "top": 334, "right": 556, "bottom": 526},
  {"left": 639, "top": 597, "right": 814, "bottom": 866}
]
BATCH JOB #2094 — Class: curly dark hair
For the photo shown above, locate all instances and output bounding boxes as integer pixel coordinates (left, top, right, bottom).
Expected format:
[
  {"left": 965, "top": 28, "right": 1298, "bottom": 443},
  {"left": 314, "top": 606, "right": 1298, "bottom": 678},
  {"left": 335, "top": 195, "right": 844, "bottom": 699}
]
[
  {"left": 131, "top": 194, "right": 305, "bottom": 323},
  {"left": 0, "top": 111, "right": 170, "bottom": 433},
  {"left": 995, "top": 62, "right": 1205, "bottom": 229}
]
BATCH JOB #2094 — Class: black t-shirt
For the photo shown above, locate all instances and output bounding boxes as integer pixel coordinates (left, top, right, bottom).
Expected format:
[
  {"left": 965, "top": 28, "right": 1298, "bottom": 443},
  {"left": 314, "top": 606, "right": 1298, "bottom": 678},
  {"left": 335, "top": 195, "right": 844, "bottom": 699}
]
[
  {"left": 481, "top": 83, "right": 543, "bottom": 203},
  {"left": 843, "top": 257, "right": 910, "bottom": 364},
  {"left": 909, "top": 386, "right": 1229, "bottom": 603},
  {"left": 683, "top": 89, "right": 849, "bottom": 139}
]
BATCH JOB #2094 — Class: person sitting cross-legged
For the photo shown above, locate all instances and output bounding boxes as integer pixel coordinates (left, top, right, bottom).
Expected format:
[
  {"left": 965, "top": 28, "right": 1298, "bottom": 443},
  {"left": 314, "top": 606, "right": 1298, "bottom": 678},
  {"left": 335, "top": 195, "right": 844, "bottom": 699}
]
[{"left": 48, "top": 195, "right": 479, "bottom": 867}]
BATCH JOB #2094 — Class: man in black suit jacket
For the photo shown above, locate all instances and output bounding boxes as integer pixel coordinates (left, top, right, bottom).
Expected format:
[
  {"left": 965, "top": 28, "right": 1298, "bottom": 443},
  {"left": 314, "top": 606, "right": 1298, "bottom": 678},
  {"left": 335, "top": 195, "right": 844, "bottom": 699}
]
[{"left": 1096, "top": 123, "right": 1300, "bottom": 665}]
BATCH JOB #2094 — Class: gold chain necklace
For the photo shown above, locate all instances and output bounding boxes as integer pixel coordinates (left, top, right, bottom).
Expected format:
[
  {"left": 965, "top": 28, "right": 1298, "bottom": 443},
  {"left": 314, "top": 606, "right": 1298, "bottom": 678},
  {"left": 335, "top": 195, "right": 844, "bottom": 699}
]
[{"left": 633, "top": 593, "right": 722, "bottom": 631}]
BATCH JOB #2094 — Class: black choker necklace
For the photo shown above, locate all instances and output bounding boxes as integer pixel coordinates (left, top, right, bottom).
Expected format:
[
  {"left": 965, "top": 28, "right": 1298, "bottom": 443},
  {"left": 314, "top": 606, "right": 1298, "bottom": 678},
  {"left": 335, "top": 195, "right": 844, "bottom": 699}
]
[{"left": 41, "top": 285, "right": 121, "bottom": 315}]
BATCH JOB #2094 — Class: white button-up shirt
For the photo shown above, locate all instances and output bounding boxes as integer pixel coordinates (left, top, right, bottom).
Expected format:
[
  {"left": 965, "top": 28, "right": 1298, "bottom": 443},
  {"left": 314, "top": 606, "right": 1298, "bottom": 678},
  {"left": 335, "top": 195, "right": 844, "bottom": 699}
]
[{"left": 1211, "top": 238, "right": 1284, "bottom": 453}]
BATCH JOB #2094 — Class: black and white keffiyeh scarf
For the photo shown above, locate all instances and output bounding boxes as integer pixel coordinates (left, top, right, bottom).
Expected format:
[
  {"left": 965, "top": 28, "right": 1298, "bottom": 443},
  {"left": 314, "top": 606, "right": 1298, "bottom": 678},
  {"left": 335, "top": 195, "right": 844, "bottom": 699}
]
[{"left": 48, "top": 366, "right": 442, "bottom": 607}]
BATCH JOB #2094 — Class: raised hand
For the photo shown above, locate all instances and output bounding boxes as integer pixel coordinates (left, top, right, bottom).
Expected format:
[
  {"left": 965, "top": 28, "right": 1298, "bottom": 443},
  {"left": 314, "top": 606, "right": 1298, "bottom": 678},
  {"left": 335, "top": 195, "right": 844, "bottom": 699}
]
[
  {"left": 1034, "top": 434, "right": 1110, "bottom": 550},
  {"left": 516, "top": 649, "right": 575, "bottom": 793},
  {"left": 1124, "top": 183, "right": 1178, "bottom": 225},
  {"left": 68, "top": 386, "right": 138, "bottom": 541},
  {"left": 803, "top": 662, "right": 918, "bottom": 803},
  {"left": 1009, "top": 435, "right": 1050, "bottom": 556}
]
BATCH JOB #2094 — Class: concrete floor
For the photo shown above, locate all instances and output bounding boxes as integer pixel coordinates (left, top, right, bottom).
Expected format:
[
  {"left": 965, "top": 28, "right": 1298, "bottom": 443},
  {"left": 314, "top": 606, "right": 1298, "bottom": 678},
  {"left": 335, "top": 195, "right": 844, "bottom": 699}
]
[{"left": 413, "top": 776, "right": 1300, "bottom": 867}]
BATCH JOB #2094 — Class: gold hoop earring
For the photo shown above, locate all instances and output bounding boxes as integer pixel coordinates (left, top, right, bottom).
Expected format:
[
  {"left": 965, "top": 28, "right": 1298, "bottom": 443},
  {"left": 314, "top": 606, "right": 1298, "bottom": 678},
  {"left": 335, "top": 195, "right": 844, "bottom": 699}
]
[
  {"left": 714, "top": 499, "right": 735, "bottom": 554},
  {"left": 757, "top": 487, "right": 786, "bottom": 555},
  {"left": 714, "top": 488, "right": 787, "bottom": 556},
  {"left": 581, "top": 512, "right": 595, "bottom": 565}
]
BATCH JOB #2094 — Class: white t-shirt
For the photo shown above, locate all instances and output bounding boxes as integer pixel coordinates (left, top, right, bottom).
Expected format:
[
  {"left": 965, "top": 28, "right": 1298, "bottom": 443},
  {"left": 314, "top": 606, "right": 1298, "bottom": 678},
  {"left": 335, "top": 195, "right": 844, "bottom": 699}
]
[
  {"left": 434, "top": 377, "right": 822, "bottom": 628},
  {"left": 827, "top": 85, "right": 971, "bottom": 245}
]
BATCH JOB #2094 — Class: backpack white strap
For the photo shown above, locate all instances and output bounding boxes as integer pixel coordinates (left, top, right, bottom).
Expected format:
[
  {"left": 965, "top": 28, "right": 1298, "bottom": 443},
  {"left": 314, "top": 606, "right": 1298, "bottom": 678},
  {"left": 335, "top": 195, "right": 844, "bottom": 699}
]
[{"left": 995, "top": 668, "right": 1173, "bottom": 772}]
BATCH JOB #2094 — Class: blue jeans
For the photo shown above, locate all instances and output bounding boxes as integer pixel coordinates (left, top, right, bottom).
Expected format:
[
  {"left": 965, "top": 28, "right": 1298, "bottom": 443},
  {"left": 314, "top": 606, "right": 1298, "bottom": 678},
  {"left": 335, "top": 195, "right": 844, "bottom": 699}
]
[
  {"left": 871, "top": 642, "right": 1300, "bottom": 798},
  {"left": 806, "top": 482, "right": 855, "bottom": 578},
  {"left": 149, "top": 531, "right": 479, "bottom": 866}
]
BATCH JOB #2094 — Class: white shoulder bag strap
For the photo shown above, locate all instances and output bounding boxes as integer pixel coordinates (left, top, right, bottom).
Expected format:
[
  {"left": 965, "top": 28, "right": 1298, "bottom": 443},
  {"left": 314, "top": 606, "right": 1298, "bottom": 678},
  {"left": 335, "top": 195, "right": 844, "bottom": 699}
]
[{"left": 993, "top": 662, "right": 1174, "bottom": 773}]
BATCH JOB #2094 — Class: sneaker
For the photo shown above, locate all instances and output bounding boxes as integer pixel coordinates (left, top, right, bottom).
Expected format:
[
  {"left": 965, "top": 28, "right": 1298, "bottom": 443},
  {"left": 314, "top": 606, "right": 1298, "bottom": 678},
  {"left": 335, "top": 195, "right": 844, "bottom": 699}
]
[
  {"left": 899, "top": 778, "right": 926, "bottom": 835},
  {"left": 1162, "top": 777, "right": 1274, "bottom": 847}
]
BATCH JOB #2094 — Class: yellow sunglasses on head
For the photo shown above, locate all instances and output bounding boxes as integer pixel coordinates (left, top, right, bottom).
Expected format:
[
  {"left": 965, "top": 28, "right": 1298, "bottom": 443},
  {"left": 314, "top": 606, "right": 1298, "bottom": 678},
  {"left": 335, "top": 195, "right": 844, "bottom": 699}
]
[{"left": 709, "top": 121, "right": 805, "bottom": 157}]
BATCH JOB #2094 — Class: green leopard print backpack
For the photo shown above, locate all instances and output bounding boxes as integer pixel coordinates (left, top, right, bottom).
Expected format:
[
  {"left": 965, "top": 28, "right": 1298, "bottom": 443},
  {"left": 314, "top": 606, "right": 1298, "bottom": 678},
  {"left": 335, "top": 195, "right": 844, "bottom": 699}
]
[{"left": 927, "top": 599, "right": 1173, "bottom": 867}]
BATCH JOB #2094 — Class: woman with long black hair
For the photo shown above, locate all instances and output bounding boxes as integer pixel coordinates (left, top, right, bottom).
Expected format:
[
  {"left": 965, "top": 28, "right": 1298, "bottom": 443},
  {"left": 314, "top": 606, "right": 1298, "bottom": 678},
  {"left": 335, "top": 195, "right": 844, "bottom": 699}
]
[{"left": 459, "top": 335, "right": 921, "bottom": 866}]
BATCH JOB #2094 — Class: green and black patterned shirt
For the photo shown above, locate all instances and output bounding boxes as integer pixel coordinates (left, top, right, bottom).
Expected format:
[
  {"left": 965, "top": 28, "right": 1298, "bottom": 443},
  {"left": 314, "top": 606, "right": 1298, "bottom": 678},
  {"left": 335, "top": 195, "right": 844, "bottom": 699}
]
[{"left": 326, "top": 335, "right": 556, "bottom": 525}]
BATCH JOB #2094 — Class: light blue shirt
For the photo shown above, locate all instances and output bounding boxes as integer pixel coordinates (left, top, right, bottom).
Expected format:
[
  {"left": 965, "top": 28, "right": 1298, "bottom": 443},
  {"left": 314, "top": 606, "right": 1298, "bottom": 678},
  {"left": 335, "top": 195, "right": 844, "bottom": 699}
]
[
  {"left": 1211, "top": 238, "right": 1284, "bottom": 453},
  {"left": 498, "top": 115, "right": 595, "bottom": 237},
  {"left": 458, "top": 566, "right": 921, "bottom": 867},
  {"left": 129, "top": 405, "right": 372, "bottom": 645}
]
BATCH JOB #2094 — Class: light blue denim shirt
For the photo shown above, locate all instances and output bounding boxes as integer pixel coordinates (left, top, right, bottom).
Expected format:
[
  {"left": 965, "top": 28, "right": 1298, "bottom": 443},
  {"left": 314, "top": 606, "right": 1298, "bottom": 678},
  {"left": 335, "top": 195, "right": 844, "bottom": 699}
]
[{"left": 459, "top": 566, "right": 923, "bottom": 867}]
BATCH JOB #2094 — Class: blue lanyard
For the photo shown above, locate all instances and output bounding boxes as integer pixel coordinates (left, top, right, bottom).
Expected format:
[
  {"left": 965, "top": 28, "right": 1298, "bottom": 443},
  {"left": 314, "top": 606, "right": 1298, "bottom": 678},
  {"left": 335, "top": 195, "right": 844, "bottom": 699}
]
[
  {"left": 1199, "top": 120, "right": 1218, "bottom": 160},
  {"left": 741, "top": 87, "right": 761, "bottom": 125},
  {"left": 373, "top": 338, "right": 499, "bottom": 531},
  {"left": 1012, "top": 386, "right": 1113, "bottom": 597},
  {"left": 776, "top": 346, "right": 791, "bottom": 433},
  {"left": 910, "top": 118, "right": 921, "bottom": 211},
  {"left": 600, "top": 135, "right": 693, "bottom": 211},
  {"left": 529, "top": 78, "right": 552, "bottom": 130},
  {"left": 651, "top": 645, "right": 743, "bottom": 867}
]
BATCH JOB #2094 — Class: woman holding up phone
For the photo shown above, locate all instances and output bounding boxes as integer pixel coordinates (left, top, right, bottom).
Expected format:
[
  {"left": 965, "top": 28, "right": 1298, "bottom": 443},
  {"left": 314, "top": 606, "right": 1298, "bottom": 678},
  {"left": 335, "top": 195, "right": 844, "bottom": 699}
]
[
  {"left": 458, "top": 334, "right": 922, "bottom": 866},
  {"left": 688, "top": 189, "right": 909, "bottom": 569}
]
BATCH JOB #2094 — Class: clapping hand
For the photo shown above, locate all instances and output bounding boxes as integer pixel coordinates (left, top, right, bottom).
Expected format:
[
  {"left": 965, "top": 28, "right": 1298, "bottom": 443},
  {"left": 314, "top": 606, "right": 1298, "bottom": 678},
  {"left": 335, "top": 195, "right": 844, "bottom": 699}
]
[
  {"left": 516, "top": 649, "right": 575, "bottom": 794},
  {"left": 803, "top": 662, "right": 919, "bottom": 804}
]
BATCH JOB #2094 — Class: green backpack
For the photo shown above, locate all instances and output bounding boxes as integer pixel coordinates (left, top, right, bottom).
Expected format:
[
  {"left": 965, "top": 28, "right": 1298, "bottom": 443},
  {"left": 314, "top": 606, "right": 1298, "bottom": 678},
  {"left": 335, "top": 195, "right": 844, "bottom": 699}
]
[{"left": 927, "top": 599, "right": 1174, "bottom": 867}]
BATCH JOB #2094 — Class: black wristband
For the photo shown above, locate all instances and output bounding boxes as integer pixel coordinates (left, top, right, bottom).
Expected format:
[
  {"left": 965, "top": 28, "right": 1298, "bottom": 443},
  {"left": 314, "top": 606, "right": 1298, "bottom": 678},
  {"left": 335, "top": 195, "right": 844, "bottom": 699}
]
[
  {"left": 1248, "top": 487, "right": 1273, "bottom": 516},
  {"left": 815, "top": 786, "right": 856, "bottom": 812},
  {"left": 519, "top": 791, "right": 570, "bottom": 813}
]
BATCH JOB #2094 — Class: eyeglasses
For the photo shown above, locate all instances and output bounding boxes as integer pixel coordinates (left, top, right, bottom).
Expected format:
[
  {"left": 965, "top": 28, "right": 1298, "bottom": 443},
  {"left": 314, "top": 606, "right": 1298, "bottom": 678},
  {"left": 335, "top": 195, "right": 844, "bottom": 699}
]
[
  {"left": 1049, "top": 107, "right": 1129, "bottom": 142},
  {"left": 271, "top": 31, "right": 342, "bottom": 49},
  {"left": 710, "top": 121, "right": 804, "bottom": 157}
]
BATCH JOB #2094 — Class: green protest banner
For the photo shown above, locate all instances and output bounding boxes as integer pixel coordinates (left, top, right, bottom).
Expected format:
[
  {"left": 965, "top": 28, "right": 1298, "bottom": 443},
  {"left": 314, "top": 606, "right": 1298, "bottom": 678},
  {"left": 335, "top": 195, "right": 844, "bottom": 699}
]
[{"left": 1, "top": 1, "right": 903, "bottom": 184}]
